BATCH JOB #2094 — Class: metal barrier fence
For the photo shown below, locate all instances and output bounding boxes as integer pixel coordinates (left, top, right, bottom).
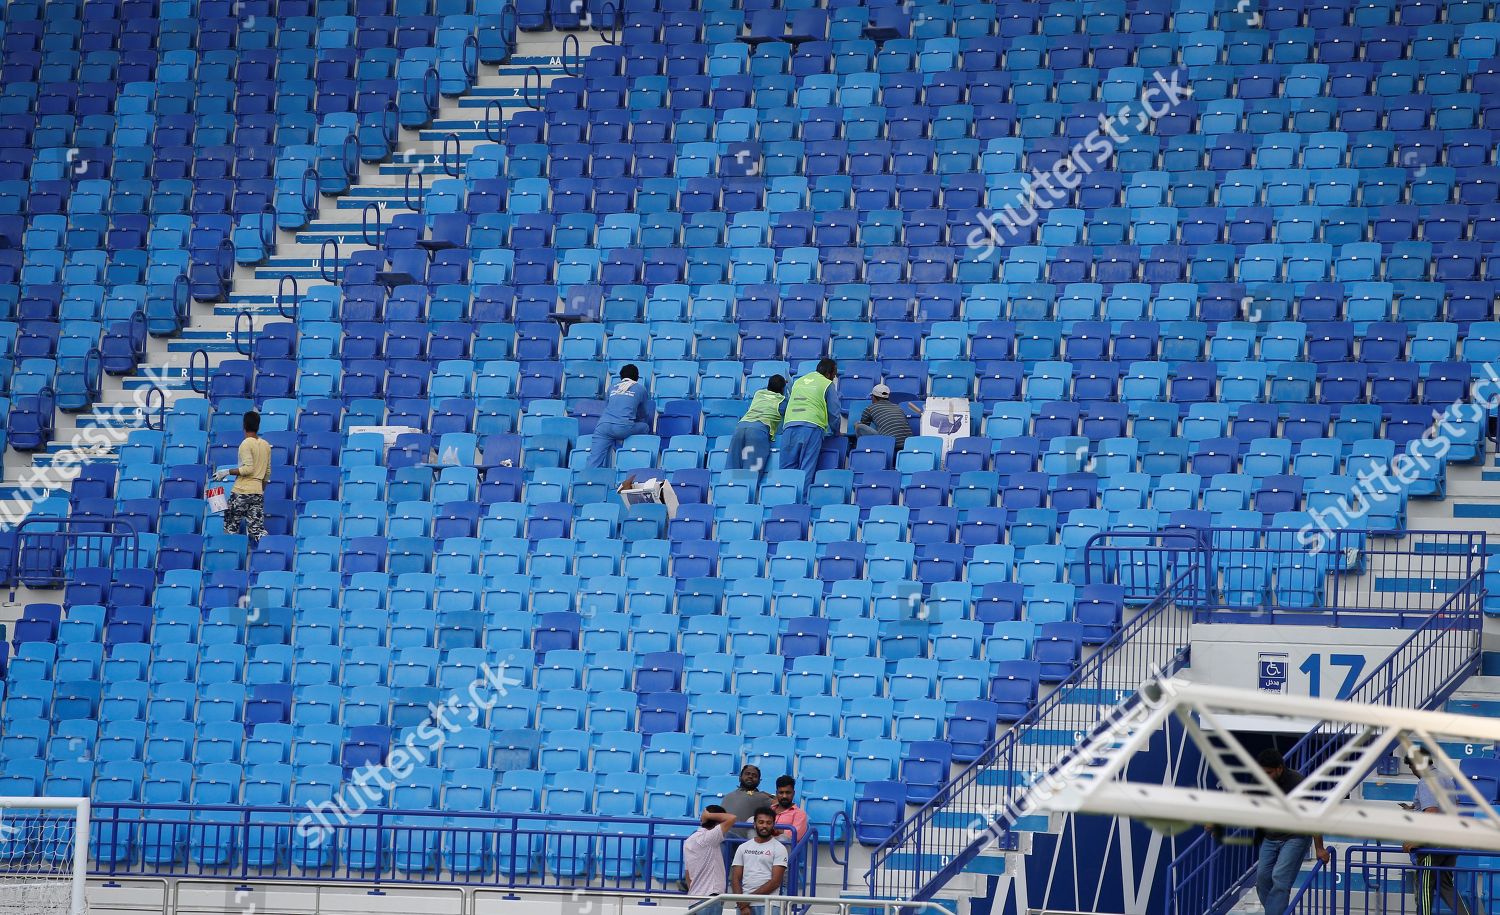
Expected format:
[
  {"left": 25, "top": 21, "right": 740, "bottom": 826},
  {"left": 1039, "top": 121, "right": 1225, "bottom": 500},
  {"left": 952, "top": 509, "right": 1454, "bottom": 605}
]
[
  {"left": 1286, "top": 848, "right": 1339, "bottom": 915},
  {"left": 866, "top": 563, "right": 1201, "bottom": 900},
  {"left": 75, "top": 804, "right": 815, "bottom": 897},
  {"left": 1325, "top": 845, "right": 1498, "bottom": 915},
  {"left": 688, "top": 895, "right": 953, "bottom": 915},
  {"left": 10, "top": 516, "right": 142, "bottom": 593},
  {"left": 1085, "top": 528, "right": 1486, "bottom": 625},
  {"left": 1167, "top": 571, "right": 1485, "bottom": 915}
]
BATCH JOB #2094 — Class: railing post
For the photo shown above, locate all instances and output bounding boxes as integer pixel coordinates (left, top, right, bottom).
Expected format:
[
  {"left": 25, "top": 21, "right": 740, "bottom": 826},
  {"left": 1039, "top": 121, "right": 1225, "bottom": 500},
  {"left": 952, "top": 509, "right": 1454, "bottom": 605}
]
[{"left": 276, "top": 274, "right": 298, "bottom": 320}]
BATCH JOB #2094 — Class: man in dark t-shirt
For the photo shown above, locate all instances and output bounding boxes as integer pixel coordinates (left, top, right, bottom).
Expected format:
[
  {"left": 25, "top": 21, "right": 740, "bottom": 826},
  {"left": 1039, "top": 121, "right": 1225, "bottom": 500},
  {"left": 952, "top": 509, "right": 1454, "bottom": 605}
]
[
  {"left": 1250, "top": 750, "right": 1331, "bottom": 915},
  {"left": 720, "top": 765, "right": 775, "bottom": 839}
]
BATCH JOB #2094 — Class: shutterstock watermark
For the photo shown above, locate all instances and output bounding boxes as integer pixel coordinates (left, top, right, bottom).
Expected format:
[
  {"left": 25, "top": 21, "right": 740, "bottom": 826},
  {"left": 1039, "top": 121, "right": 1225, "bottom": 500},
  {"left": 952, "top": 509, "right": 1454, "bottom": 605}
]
[
  {"left": 296, "top": 663, "right": 522, "bottom": 847},
  {"left": 965, "top": 70, "right": 1193, "bottom": 262},
  {"left": 1296, "top": 363, "right": 1500, "bottom": 554},
  {"left": 963, "top": 667, "right": 1187, "bottom": 848},
  {"left": 0, "top": 363, "right": 179, "bottom": 528}
]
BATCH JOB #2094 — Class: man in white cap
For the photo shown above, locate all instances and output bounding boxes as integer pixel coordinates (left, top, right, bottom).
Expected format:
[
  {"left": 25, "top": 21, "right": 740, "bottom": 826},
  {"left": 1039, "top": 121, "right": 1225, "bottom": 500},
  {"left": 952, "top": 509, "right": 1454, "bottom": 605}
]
[{"left": 856, "top": 384, "right": 917, "bottom": 450}]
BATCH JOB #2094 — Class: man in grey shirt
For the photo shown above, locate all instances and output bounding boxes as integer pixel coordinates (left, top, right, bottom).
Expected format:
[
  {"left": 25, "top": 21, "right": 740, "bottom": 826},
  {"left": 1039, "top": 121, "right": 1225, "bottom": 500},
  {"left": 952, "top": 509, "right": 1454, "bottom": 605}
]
[
  {"left": 721, "top": 765, "right": 775, "bottom": 837},
  {"left": 1402, "top": 749, "right": 1471, "bottom": 915}
]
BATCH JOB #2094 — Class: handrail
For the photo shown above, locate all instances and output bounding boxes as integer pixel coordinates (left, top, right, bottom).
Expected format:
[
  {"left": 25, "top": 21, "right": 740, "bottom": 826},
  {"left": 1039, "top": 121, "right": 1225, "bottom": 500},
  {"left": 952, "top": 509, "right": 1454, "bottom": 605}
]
[
  {"left": 1331, "top": 844, "right": 1494, "bottom": 915},
  {"left": 441, "top": 132, "right": 462, "bottom": 177},
  {"left": 402, "top": 165, "right": 427, "bottom": 211},
  {"left": 143, "top": 381, "right": 166, "bottom": 431},
  {"left": 299, "top": 166, "right": 318, "bottom": 217},
  {"left": 597, "top": 0, "right": 620, "bottom": 43},
  {"left": 1086, "top": 527, "right": 1487, "bottom": 625},
  {"left": 217, "top": 236, "right": 235, "bottom": 286},
  {"left": 522, "top": 66, "right": 543, "bottom": 110},
  {"left": 561, "top": 33, "right": 581, "bottom": 75},
  {"left": 233, "top": 311, "right": 254, "bottom": 357},
  {"left": 318, "top": 238, "right": 340, "bottom": 283},
  {"left": 1285, "top": 847, "right": 1336, "bottom": 915},
  {"left": 461, "top": 33, "right": 479, "bottom": 82},
  {"left": 499, "top": 2, "right": 518, "bottom": 57},
  {"left": 275, "top": 275, "right": 297, "bottom": 320},
  {"left": 423, "top": 65, "right": 440, "bottom": 117},
  {"left": 483, "top": 100, "right": 505, "bottom": 142},
  {"left": 10, "top": 515, "right": 140, "bottom": 595},
  {"left": 827, "top": 809, "right": 851, "bottom": 889},
  {"left": 128, "top": 310, "right": 147, "bottom": 363},
  {"left": 867, "top": 563, "right": 1200, "bottom": 899},
  {"left": 187, "top": 349, "right": 210, "bottom": 396},
  {"left": 381, "top": 99, "right": 399, "bottom": 149},
  {"left": 341, "top": 132, "right": 359, "bottom": 180},
  {"left": 167, "top": 273, "right": 190, "bottom": 334},
  {"left": 687, "top": 896, "right": 951, "bottom": 915},
  {"left": 82, "top": 346, "right": 102, "bottom": 404},
  {"left": 258, "top": 202, "right": 276, "bottom": 247},
  {"left": 1168, "top": 571, "right": 1484, "bottom": 915},
  {"left": 37, "top": 384, "right": 54, "bottom": 438},
  {"left": 361, "top": 202, "right": 383, "bottom": 246},
  {"left": 65, "top": 802, "right": 818, "bottom": 895}
]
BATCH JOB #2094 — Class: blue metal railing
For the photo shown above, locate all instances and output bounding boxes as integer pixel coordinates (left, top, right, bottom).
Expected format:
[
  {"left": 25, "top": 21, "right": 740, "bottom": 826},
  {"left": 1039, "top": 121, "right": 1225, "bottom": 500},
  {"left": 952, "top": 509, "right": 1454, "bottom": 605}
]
[
  {"left": 1085, "top": 527, "right": 1486, "bottom": 625},
  {"left": 867, "top": 527, "right": 1487, "bottom": 903},
  {"left": 1285, "top": 847, "right": 1338, "bottom": 915},
  {"left": 10, "top": 515, "right": 142, "bottom": 592},
  {"left": 1331, "top": 845, "right": 1497, "bottom": 915},
  {"left": 1168, "top": 571, "right": 1485, "bottom": 915},
  {"left": 865, "top": 562, "right": 1201, "bottom": 900},
  {"left": 74, "top": 804, "right": 815, "bottom": 896}
]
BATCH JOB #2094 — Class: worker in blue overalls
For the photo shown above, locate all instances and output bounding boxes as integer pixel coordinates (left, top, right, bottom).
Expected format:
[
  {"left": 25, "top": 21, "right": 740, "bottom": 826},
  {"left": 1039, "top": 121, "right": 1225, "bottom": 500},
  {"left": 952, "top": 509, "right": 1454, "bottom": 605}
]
[{"left": 587, "top": 364, "right": 654, "bottom": 469}]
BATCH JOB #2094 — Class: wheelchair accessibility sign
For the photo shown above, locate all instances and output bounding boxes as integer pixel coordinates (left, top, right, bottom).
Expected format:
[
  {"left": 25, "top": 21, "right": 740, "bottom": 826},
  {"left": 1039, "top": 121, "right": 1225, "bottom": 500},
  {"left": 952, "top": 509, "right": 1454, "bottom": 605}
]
[{"left": 1258, "top": 652, "right": 1289, "bottom": 694}]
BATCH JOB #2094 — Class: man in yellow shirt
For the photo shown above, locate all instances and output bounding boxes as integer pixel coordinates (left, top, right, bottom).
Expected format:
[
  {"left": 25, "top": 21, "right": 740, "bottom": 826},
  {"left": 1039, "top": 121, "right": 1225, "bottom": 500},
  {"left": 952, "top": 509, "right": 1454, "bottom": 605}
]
[{"left": 217, "top": 410, "right": 272, "bottom": 545}]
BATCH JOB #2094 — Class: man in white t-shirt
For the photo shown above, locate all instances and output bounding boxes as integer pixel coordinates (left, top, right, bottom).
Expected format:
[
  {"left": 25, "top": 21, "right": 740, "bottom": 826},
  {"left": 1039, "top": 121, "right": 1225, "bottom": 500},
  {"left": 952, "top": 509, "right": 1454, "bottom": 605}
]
[
  {"left": 683, "top": 805, "right": 738, "bottom": 899},
  {"left": 730, "top": 808, "right": 788, "bottom": 915}
]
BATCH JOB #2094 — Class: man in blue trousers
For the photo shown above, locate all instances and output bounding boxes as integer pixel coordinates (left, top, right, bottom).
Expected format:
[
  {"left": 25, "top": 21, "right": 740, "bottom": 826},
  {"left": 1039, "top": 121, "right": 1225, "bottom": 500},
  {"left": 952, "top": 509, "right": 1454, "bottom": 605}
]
[
  {"left": 1251, "top": 750, "right": 1330, "bottom": 915},
  {"left": 727, "top": 374, "right": 786, "bottom": 474},
  {"left": 587, "top": 364, "right": 654, "bottom": 469},
  {"left": 777, "top": 358, "right": 839, "bottom": 477}
]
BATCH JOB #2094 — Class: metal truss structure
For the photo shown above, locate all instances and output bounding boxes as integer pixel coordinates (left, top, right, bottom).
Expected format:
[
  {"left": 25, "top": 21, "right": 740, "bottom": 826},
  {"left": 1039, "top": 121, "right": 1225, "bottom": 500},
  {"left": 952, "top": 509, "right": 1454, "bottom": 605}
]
[{"left": 1041, "top": 680, "right": 1500, "bottom": 850}]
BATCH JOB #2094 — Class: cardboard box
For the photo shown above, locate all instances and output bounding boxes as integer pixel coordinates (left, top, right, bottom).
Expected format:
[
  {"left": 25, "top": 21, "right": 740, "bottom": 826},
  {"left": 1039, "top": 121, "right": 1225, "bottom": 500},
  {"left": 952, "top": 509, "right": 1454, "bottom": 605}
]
[{"left": 617, "top": 475, "right": 680, "bottom": 520}]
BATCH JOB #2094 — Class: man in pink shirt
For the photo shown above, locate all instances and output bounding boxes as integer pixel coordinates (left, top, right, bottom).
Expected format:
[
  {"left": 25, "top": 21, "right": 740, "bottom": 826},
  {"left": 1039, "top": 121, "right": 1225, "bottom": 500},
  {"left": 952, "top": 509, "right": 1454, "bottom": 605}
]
[{"left": 772, "top": 776, "right": 808, "bottom": 845}]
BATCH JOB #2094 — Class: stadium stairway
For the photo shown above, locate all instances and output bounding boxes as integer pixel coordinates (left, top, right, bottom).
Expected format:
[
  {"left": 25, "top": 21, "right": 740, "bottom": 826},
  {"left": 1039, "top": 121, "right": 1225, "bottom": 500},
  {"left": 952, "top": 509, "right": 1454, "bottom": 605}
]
[
  {"left": 852, "top": 589, "right": 1196, "bottom": 912},
  {"left": 0, "top": 28, "right": 589, "bottom": 635},
  {"left": 1214, "top": 461, "right": 1500, "bottom": 915},
  {"left": 855, "top": 457, "right": 1500, "bottom": 915},
  {"left": 1218, "top": 674, "right": 1500, "bottom": 915}
]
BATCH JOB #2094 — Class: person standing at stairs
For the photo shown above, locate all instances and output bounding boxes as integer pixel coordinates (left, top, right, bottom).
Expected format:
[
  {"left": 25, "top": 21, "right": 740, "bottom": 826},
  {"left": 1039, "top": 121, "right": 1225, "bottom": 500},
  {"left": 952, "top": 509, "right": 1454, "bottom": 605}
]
[
  {"left": 1235, "top": 749, "right": 1330, "bottom": 915},
  {"left": 217, "top": 410, "right": 271, "bottom": 547},
  {"left": 1402, "top": 749, "right": 1471, "bottom": 915}
]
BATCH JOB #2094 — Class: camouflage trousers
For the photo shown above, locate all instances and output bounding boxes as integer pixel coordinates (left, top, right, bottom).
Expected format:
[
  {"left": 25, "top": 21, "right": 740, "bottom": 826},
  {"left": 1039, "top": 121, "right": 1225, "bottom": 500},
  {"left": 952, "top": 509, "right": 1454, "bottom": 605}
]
[{"left": 223, "top": 492, "right": 265, "bottom": 544}]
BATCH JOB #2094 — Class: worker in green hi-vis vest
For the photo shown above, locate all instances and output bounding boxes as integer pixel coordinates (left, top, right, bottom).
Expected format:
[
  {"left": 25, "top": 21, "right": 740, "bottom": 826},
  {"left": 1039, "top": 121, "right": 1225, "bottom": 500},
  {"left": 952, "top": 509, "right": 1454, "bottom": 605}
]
[
  {"left": 777, "top": 358, "right": 840, "bottom": 477},
  {"left": 726, "top": 375, "right": 787, "bottom": 474}
]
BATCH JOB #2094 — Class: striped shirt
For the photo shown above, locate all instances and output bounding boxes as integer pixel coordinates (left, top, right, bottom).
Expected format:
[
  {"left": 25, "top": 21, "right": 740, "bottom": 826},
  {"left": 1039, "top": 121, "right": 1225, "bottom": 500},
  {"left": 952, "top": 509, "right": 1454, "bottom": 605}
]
[{"left": 860, "top": 400, "right": 913, "bottom": 447}]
